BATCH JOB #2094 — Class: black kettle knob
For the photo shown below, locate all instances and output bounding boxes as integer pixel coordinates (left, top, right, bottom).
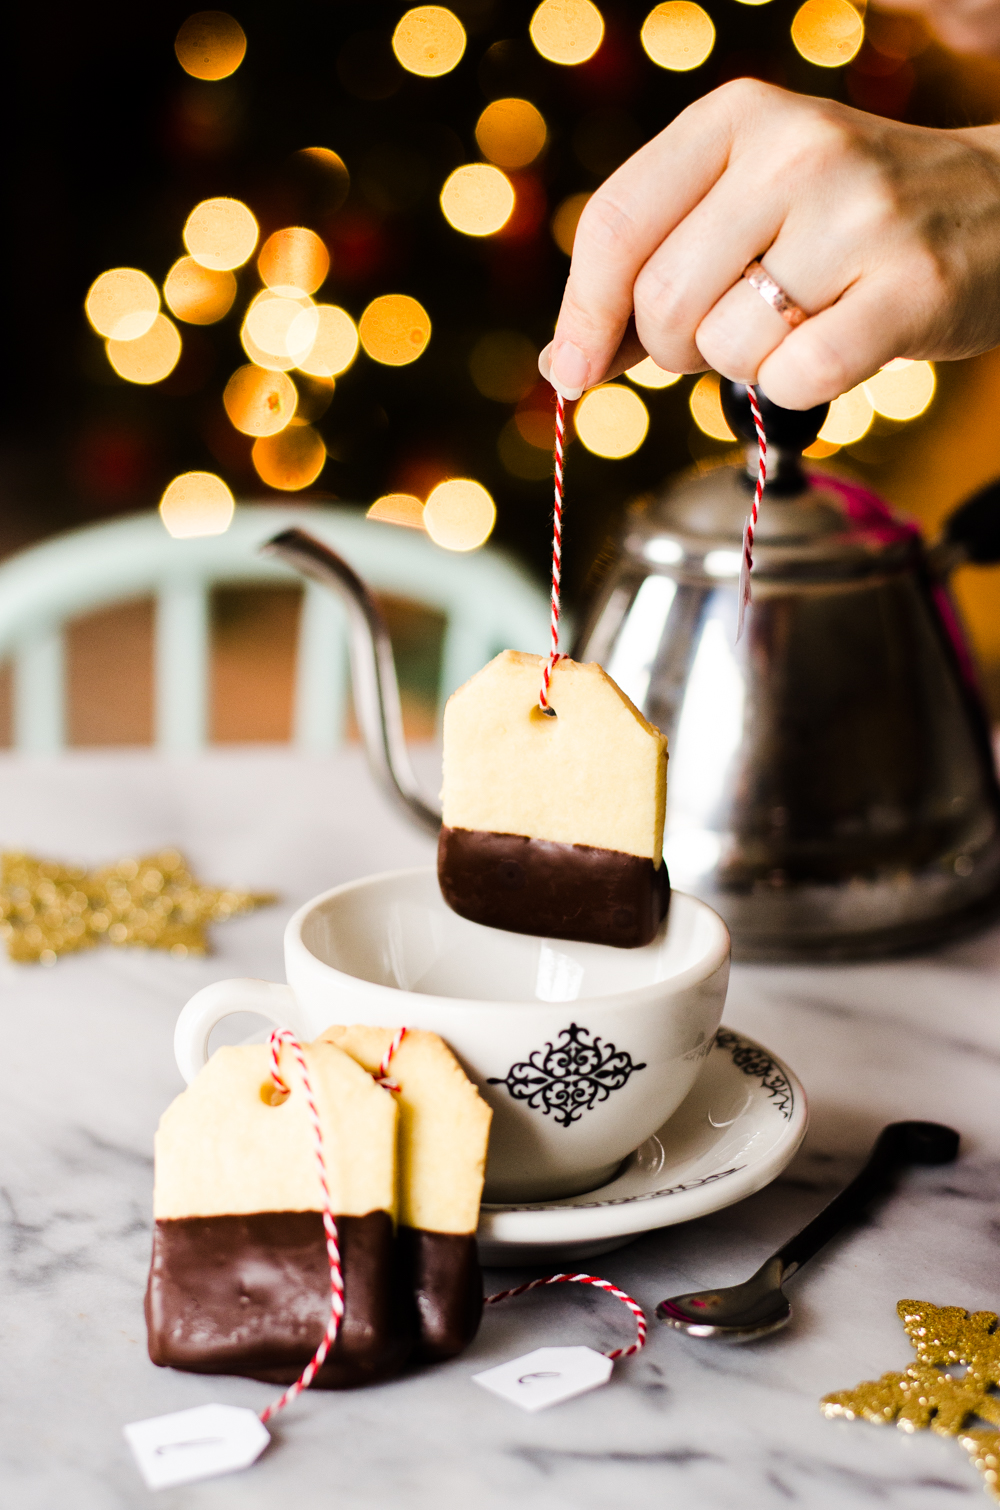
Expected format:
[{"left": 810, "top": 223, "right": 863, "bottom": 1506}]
[
  {"left": 720, "top": 381, "right": 830, "bottom": 453},
  {"left": 944, "top": 479, "right": 1000, "bottom": 566}
]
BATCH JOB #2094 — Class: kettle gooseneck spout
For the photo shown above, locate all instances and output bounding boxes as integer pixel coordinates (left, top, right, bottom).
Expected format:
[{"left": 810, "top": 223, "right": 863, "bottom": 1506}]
[{"left": 261, "top": 528, "right": 442, "bottom": 837}]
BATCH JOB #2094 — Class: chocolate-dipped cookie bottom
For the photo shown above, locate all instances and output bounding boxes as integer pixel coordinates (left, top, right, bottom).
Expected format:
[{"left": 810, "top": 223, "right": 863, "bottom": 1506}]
[
  {"left": 146, "top": 1211, "right": 483, "bottom": 1387},
  {"left": 438, "top": 827, "right": 671, "bottom": 948}
]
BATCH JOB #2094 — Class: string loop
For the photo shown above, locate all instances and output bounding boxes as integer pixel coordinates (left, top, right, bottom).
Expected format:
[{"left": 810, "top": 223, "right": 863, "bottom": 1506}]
[{"left": 485, "top": 1271, "right": 647, "bottom": 1360}]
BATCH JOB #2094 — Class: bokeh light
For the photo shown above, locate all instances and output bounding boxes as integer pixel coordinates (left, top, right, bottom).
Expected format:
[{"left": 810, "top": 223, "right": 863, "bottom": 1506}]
[
  {"left": 359, "top": 294, "right": 432, "bottom": 365},
  {"left": 253, "top": 424, "right": 327, "bottom": 490},
  {"left": 242, "top": 290, "right": 316, "bottom": 370},
  {"left": 184, "top": 197, "right": 259, "bottom": 271},
  {"left": 293, "top": 305, "right": 359, "bottom": 377},
  {"left": 85, "top": 269, "right": 159, "bottom": 341},
  {"left": 641, "top": 3, "right": 716, "bottom": 70},
  {"left": 440, "top": 164, "right": 515, "bottom": 236},
  {"left": 296, "top": 148, "right": 351, "bottom": 213},
  {"left": 863, "top": 359, "right": 935, "bottom": 420},
  {"left": 392, "top": 7, "right": 466, "bottom": 76},
  {"left": 174, "top": 11, "right": 247, "bottom": 80},
  {"left": 106, "top": 315, "right": 182, "bottom": 384},
  {"left": 530, "top": 0, "right": 605, "bottom": 65},
  {"left": 257, "top": 227, "right": 330, "bottom": 297},
  {"left": 367, "top": 493, "right": 427, "bottom": 529},
  {"left": 163, "top": 256, "right": 237, "bottom": 325},
  {"left": 469, "top": 330, "right": 538, "bottom": 402},
  {"left": 223, "top": 365, "right": 297, "bottom": 437},
  {"left": 159, "top": 472, "right": 235, "bottom": 538},
  {"left": 551, "top": 191, "right": 591, "bottom": 255},
  {"left": 627, "top": 356, "right": 681, "bottom": 388},
  {"left": 424, "top": 478, "right": 496, "bottom": 550},
  {"left": 575, "top": 384, "right": 650, "bottom": 458},
  {"left": 293, "top": 374, "right": 336, "bottom": 424},
  {"left": 689, "top": 373, "right": 736, "bottom": 440},
  {"left": 802, "top": 437, "right": 841, "bottom": 458},
  {"left": 475, "top": 99, "right": 547, "bottom": 169},
  {"left": 817, "top": 384, "right": 873, "bottom": 444},
  {"left": 791, "top": 0, "right": 864, "bottom": 67}
]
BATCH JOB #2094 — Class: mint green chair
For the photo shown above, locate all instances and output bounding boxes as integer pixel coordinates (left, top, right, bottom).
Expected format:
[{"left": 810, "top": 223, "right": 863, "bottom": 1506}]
[{"left": 0, "top": 505, "right": 553, "bottom": 753}]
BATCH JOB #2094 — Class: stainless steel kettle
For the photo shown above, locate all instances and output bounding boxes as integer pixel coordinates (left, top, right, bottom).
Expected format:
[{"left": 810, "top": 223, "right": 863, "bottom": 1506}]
[
  {"left": 573, "top": 383, "right": 1000, "bottom": 959},
  {"left": 265, "top": 381, "right": 1000, "bottom": 961}
]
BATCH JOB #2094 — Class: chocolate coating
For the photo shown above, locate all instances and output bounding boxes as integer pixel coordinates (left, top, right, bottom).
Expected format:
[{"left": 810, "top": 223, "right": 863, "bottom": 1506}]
[
  {"left": 145, "top": 1210, "right": 413, "bottom": 1388},
  {"left": 397, "top": 1227, "right": 482, "bottom": 1362},
  {"left": 438, "top": 827, "right": 671, "bottom": 948}
]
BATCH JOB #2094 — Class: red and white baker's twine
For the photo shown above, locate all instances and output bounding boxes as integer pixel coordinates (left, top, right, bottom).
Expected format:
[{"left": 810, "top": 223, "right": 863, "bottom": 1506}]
[
  {"left": 258, "top": 1026, "right": 407, "bottom": 1424},
  {"left": 485, "top": 1271, "right": 647, "bottom": 1360},
  {"left": 741, "top": 383, "right": 768, "bottom": 623},
  {"left": 538, "top": 391, "right": 566, "bottom": 713}
]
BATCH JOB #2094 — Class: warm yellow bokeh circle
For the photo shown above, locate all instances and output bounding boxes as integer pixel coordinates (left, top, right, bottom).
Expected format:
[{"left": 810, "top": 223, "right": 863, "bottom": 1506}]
[
  {"left": 359, "top": 295, "right": 432, "bottom": 365},
  {"left": 85, "top": 268, "right": 160, "bottom": 341},
  {"left": 530, "top": 0, "right": 605, "bottom": 64},
  {"left": 440, "top": 164, "right": 515, "bottom": 236},
  {"left": 392, "top": 6, "right": 467, "bottom": 75},
  {"left": 575, "top": 385, "right": 650, "bottom": 458},
  {"left": 475, "top": 99, "right": 548, "bottom": 168},
  {"left": 159, "top": 473, "right": 235, "bottom": 538},
  {"left": 106, "top": 315, "right": 182, "bottom": 384},
  {"left": 641, "top": 2, "right": 716, "bottom": 69},
  {"left": 424, "top": 479, "right": 497, "bottom": 550},
  {"left": 791, "top": 0, "right": 864, "bottom": 67},
  {"left": 163, "top": 257, "right": 237, "bottom": 325},
  {"left": 174, "top": 11, "right": 247, "bottom": 80},
  {"left": 184, "top": 198, "right": 259, "bottom": 271}
]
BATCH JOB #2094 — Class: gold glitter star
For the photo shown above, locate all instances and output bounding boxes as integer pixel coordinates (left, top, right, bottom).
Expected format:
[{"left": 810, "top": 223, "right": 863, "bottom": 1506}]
[
  {"left": 0, "top": 850, "right": 275, "bottom": 964},
  {"left": 822, "top": 1299, "right": 1000, "bottom": 1501}
]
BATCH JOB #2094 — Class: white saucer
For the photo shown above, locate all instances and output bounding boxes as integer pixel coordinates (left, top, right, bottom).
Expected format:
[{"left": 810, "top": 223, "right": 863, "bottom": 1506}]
[{"left": 476, "top": 1028, "right": 807, "bottom": 1266}]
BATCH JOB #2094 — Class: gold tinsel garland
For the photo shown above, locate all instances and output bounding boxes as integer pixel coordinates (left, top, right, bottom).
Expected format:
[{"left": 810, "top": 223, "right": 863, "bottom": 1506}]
[
  {"left": 0, "top": 850, "right": 275, "bottom": 963},
  {"left": 823, "top": 1299, "right": 1000, "bottom": 1501}
]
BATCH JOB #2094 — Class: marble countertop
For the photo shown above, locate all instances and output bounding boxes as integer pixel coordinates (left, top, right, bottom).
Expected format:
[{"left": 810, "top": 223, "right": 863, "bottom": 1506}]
[{"left": 2, "top": 746, "right": 999, "bottom": 1510}]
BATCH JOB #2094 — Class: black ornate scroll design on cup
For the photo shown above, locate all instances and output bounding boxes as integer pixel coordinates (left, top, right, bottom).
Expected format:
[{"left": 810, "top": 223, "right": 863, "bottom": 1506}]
[
  {"left": 714, "top": 1028, "right": 793, "bottom": 1119},
  {"left": 488, "top": 1023, "right": 646, "bottom": 1128}
]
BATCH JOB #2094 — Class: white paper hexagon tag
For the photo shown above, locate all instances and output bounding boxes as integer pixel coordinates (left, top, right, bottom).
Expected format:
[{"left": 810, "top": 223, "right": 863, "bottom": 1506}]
[
  {"left": 124, "top": 1403, "right": 270, "bottom": 1490},
  {"left": 473, "top": 1345, "right": 613, "bottom": 1412}
]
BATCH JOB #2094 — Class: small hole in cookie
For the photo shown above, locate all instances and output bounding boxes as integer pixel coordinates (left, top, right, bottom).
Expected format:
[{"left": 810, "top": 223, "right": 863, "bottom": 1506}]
[
  {"left": 530, "top": 704, "right": 557, "bottom": 724},
  {"left": 260, "top": 1081, "right": 290, "bottom": 1106}
]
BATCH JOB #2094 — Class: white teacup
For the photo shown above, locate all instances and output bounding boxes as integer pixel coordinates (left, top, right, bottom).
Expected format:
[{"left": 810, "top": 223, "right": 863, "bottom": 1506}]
[{"left": 174, "top": 867, "right": 731, "bottom": 1203}]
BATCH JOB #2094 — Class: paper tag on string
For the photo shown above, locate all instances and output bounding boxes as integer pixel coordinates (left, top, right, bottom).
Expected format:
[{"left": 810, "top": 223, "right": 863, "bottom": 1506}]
[
  {"left": 737, "top": 517, "right": 752, "bottom": 641},
  {"left": 472, "top": 1346, "right": 613, "bottom": 1412},
  {"left": 123, "top": 1404, "right": 270, "bottom": 1490}
]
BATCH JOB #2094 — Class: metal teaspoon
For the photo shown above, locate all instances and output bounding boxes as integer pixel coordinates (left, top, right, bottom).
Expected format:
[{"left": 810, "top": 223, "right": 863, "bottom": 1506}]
[{"left": 656, "top": 1120, "right": 959, "bottom": 1341}]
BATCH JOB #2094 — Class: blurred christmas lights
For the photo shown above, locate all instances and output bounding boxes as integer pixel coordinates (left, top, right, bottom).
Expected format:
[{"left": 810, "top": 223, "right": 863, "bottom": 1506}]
[
  {"left": 293, "top": 305, "right": 359, "bottom": 378},
  {"left": 184, "top": 198, "right": 259, "bottom": 270},
  {"left": 257, "top": 227, "right": 330, "bottom": 297},
  {"left": 163, "top": 257, "right": 237, "bottom": 325},
  {"left": 174, "top": 11, "right": 247, "bottom": 79},
  {"left": 627, "top": 356, "right": 681, "bottom": 388},
  {"left": 159, "top": 472, "right": 235, "bottom": 537},
  {"left": 367, "top": 493, "right": 427, "bottom": 529},
  {"left": 106, "top": 315, "right": 182, "bottom": 385},
  {"left": 475, "top": 99, "right": 548, "bottom": 168},
  {"left": 689, "top": 374, "right": 736, "bottom": 441},
  {"left": 550, "top": 192, "right": 591, "bottom": 255},
  {"left": 440, "top": 164, "right": 515, "bottom": 236},
  {"left": 864, "top": 360, "right": 935, "bottom": 419},
  {"left": 223, "top": 366, "right": 297, "bottom": 437},
  {"left": 530, "top": 0, "right": 604, "bottom": 64},
  {"left": 359, "top": 295, "right": 432, "bottom": 365},
  {"left": 818, "top": 384, "right": 874, "bottom": 444},
  {"left": 791, "top": 0, "right": 864, "bottom": 66},
  {"left": 575, "top": 385, "right": 650, "bottom": 458},
  {"left": 641, "top": 3, "right": 716, "bottom": 70},
  {"left": 252, "top": 424, "right": 327, "bottom": 490},
  {"left": 392, "top": 7, "right": 467, "bottom": 76},
  {"left": 85, "top": 269, "right": 159, "bottom": 341},
  {"left": 423, "top": 478, "right": 496, "bottom": 550}
]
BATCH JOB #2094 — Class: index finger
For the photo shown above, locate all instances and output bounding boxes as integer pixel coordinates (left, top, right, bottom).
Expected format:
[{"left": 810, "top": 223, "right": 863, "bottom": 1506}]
[{"left": 548, "top": 82, "right": 751, "bottom": 398}]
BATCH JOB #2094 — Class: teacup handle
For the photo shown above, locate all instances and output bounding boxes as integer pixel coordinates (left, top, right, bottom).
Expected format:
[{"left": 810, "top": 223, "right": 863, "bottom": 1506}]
[{"left": 173, "top": 978, "right": 303, "bottom": 1085}]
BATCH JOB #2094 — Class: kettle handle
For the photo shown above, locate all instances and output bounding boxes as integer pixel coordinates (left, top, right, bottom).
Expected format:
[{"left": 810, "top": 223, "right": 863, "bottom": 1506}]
[{"left": 943, "top": 480, "right": 1000, "bottom": 566}]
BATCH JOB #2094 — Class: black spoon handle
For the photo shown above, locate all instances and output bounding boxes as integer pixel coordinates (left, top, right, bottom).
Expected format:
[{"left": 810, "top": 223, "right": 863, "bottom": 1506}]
[{"left": 774, "top": 1121, "right": 959, "bottom": 1280}]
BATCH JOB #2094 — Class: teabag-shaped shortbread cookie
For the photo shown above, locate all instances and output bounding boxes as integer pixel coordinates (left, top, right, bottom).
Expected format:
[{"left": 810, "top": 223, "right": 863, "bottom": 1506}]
[
  {"left": 323, "top": 1025, "right": 492, "bottom": 1362},
  {"left": 439, "top": 651, "right": 670, "bottom": 947},
  {"left": 146, "top": 1040, "right": 411, "bottom": 1388}
]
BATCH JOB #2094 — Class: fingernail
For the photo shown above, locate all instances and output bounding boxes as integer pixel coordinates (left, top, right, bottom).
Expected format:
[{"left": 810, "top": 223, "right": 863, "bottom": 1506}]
[
  {"left": 538, "top": 343, "right": 553, "bottom": 381},
  {"left": 550, "top": 340, "right": 588, "bottom": 401}
]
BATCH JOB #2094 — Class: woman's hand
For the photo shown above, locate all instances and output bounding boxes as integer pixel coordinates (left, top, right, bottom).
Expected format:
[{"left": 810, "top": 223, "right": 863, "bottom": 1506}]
[{"left": 540, "top": 79, "right": 1000, "bottom": 409}]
